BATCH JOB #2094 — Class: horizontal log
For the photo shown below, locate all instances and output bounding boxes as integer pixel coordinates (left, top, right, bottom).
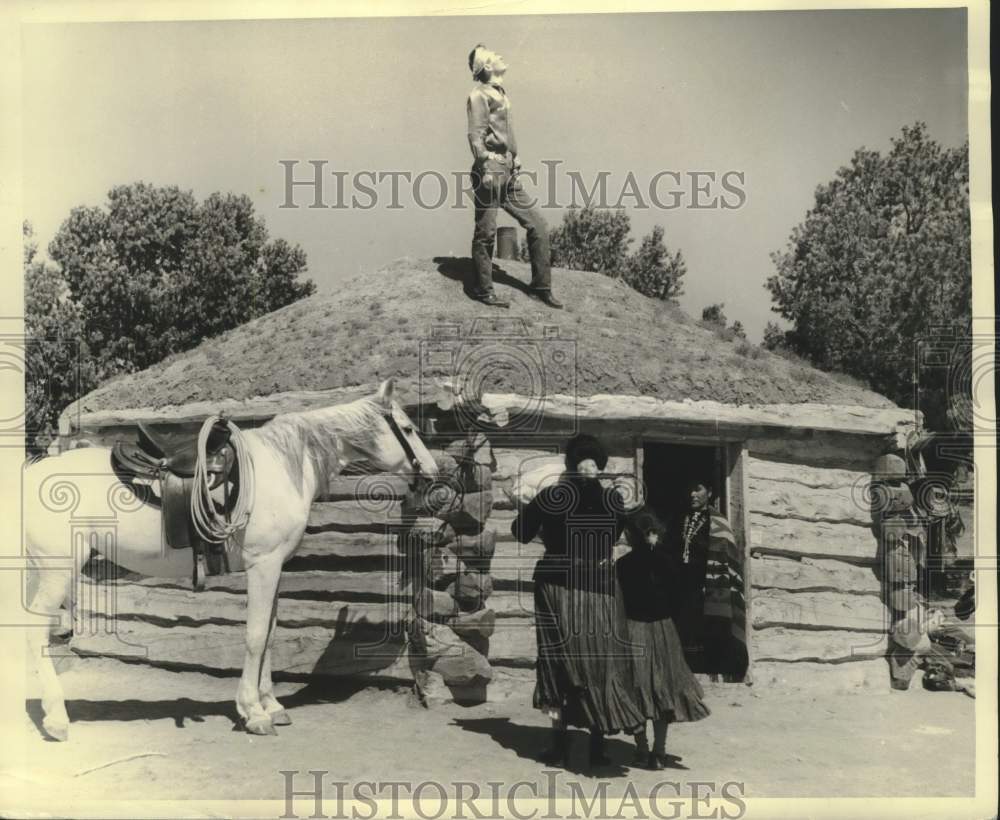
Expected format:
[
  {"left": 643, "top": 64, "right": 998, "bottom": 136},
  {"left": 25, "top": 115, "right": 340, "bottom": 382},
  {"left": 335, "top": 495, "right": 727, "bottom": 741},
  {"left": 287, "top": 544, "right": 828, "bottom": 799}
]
[
  {"left": 752, "top": 588, "right": 889, "bottom": 632},
  {"left": 76, "top": 578, "right": 409, "bottom": 629},
  {"left": 307, "top": 499, "right": 415, "bottom": 533},
  {"left": 748, "top": 435, "right": 887, "bottom": 470},
  {"left": 493, "top": 450, "right": 635, "bottom": 482},
  {"left": 749, "top": 555, "right": 881, "bottom": 596},
  {"left": 69, "top": 385, "right": 914, "bottom": 442},
  {"left": 747, "top": 457, "right": 870, "bottom": 490},
  {"left": 750, "top": 659, "right": 889, "bottom": 691},
  {"left": 752, "top": 627, "right": 888, "bottom": 662},
  {"left": 95, "top": 570, "right": 413, "bottom": 600},
  {"left": 486, "top": 510, "right": 629, "bottom": 546},
  {"left": 493, "top": 448, "right": 561, "bottom": 481},
  {"left": 489, "top": 545, "right": 544, "bottom": 586},
  {"left": 444, "top": 434, "right": 494, "bottom": 468},
  {"left": 749, "top": 513, "right": 877, "bottom": 563},
  {"left": 318, "top": 474, "right": 411, "bottom": 502},
  {"left": 295, "top": 531, "right": 402, "bottom": 560},
  {"left": 749, "top": 480, "right": 872, "bottom": 526},
  {"left": 71, "top": 616, "right": 411, "bottom": 678},
  {"left": 485, "top": 590, "right": 537, "bottom": 619}
]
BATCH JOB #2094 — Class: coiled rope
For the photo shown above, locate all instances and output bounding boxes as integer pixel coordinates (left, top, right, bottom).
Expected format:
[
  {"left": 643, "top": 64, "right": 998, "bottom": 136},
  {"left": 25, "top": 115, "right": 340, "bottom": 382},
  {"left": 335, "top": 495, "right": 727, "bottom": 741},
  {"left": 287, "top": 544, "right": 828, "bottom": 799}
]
[{"left": 190, "top": 416, "right": 255, "bottom": 543}]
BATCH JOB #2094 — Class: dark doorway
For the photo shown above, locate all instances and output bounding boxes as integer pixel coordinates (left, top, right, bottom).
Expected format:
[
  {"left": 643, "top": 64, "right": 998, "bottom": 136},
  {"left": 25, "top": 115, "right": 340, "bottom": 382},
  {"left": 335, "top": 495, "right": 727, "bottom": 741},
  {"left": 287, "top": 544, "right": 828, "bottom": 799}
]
[
  {"left": 642, "top": 442, "right": 726, "bottom": 525},
  {"left": 641, "top": 440, "right": 748, "bottom": 681}
]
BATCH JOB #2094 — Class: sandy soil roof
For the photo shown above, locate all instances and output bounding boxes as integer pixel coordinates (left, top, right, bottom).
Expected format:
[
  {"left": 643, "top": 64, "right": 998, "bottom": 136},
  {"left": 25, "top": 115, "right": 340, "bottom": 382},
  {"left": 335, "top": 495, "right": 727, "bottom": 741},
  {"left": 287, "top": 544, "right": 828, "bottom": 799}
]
[{"left": 68, "top": 256, "right": 895, "bottom": 415}]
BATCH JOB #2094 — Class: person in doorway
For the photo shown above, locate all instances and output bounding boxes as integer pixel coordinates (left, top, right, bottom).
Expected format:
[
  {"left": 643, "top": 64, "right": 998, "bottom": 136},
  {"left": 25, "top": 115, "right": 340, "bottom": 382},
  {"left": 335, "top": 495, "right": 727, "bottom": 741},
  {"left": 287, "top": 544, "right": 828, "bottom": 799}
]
[
  {"left": 466, "top": 44, "right": 562, "bottom": 309},
  {"left": 511, "top": 433, "right": 641, "bottom": 769},
  {"left": 667, "top": 478, "right": 748, "bottom": 678},
  {"left": 618, "top": 508, "right": 710, "bottom": 770}
]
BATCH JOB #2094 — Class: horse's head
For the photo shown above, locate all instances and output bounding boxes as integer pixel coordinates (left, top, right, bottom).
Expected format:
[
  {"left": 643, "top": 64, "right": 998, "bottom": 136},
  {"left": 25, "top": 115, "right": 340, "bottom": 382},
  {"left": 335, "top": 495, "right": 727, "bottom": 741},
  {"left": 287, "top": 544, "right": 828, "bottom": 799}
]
[{"left": 369, "top": 379, "right": 438, "bottom": 483}]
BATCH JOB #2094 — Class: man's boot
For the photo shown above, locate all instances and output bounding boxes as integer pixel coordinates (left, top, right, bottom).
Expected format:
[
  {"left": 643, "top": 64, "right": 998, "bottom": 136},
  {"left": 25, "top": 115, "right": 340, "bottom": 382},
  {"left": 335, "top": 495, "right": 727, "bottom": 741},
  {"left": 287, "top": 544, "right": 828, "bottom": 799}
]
[
  {"left": 528, "top": 288, "right": 563, "bottom": 309},
  {"left": 475, "top": 292, "right": 510, "bottom": 308}
]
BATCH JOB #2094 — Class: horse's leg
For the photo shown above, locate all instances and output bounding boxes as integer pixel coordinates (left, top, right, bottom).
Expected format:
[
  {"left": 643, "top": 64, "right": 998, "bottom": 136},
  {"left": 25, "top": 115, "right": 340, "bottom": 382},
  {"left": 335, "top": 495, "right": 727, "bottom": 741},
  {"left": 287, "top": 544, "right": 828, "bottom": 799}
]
[
  {"left": 237, "top": 552, "right": 283, "bottom": 735},
  {"left": 25, "top": 565, "right": 76, "bottom": 741},
  {"left": 259, "top": 595, "right": 291, "bottom": 726}
]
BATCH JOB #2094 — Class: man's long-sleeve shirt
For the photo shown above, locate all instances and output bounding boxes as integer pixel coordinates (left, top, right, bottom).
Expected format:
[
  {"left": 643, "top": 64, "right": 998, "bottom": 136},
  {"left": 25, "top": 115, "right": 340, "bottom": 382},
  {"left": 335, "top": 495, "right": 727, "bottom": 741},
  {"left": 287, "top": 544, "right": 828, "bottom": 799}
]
[{"left": 467, "top": 81, "right": 518, "bottom": 163}]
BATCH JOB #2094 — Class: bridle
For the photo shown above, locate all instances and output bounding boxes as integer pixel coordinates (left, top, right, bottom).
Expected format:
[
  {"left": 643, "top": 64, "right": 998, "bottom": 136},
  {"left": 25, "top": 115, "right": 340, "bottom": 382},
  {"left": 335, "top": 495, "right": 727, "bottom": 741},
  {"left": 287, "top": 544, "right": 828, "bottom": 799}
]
[{"left": 381, "top": 408, "right": 425, "bottom": 486}]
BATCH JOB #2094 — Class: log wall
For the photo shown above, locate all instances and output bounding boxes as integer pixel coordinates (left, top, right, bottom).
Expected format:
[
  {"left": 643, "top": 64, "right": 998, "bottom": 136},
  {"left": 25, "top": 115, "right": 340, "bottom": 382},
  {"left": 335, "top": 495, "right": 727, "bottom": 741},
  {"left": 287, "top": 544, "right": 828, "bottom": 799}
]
[
  {"left": 68, "top": 406, "right": 900, "bottom": 698},
  {"left": 744, "top": 438, "right": 890, "bottom": 690}
]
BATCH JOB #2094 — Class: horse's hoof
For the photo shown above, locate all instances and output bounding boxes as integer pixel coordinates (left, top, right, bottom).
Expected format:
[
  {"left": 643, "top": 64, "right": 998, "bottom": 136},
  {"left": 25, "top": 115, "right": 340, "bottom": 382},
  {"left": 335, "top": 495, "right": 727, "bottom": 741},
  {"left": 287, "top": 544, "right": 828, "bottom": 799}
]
[
  {"left": 245, "top": 717, "right": 278, "bottom": 736},
  {"left": 270, "top": 709, "right": 292, "bottom": 726},
  {"left": 42, "top": 720, "right": 68, "bottom": 742}
]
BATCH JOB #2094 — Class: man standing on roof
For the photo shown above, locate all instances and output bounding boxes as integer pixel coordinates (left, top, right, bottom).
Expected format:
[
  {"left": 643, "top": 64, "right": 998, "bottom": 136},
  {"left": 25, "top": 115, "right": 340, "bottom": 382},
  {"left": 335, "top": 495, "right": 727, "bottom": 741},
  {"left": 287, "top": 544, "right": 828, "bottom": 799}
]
[{"left": 466, "top": 44, "right": 562, "bottom": 310}]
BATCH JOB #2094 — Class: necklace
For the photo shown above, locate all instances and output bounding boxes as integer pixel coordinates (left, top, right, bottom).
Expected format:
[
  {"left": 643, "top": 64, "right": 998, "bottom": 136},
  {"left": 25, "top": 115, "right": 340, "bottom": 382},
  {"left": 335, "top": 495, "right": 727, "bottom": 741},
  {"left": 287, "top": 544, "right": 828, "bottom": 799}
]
[{"left": 682, "top": 511, "right": 707, "bottom": 563}]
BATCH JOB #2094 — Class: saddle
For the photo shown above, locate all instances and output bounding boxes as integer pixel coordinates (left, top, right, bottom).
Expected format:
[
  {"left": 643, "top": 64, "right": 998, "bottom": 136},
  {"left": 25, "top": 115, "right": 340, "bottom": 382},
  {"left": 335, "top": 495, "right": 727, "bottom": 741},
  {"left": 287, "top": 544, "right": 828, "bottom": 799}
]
[{"left": 112, "top": 418, "right": 242, "bottom": 589}]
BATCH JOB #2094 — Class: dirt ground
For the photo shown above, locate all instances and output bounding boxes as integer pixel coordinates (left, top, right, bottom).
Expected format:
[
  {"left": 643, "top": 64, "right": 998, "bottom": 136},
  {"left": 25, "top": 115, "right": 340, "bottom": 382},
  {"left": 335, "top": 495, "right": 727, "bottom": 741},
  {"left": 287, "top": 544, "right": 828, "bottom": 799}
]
[{"left": 8, "top": 657, "right": 976, "bottom": 809}]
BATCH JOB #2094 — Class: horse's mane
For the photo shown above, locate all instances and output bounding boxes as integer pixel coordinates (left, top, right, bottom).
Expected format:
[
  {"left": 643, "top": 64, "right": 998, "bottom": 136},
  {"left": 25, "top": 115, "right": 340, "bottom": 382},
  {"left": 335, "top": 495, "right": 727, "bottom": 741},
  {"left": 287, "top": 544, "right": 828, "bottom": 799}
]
[{"left": 253, "top": 397, "right": 386, "bottom": 496}]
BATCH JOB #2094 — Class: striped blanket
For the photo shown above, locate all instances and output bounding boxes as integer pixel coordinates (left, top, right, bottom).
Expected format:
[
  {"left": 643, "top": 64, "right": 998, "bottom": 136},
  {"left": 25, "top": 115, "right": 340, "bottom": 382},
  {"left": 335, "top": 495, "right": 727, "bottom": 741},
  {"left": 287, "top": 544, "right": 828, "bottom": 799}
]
[{"left": 703, "top": 513, "right": 748, "bottom": 652}]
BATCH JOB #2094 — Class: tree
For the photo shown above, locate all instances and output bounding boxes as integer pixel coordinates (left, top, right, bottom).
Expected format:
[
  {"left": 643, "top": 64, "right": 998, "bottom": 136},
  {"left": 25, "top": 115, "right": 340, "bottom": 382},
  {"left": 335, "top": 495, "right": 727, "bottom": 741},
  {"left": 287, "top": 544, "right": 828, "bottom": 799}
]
[
  {"left": 23, "top": 222, "right": 97, "bottom": 453},
  {"left": 48, "top": 182, "right": 316, "bottom": 380},
  {"left": 765, "top": 123, "right": 970, "bottom": 429},
  {"left": 701, "top": 303, "right": 727, "bottom": 325},
  {"left": 520, "top": 205, "right": 687, "bottom": 301},
  {"left": 623, "top": 225, "right": 686, "bottom": 300},
  {"left": 730, "top": 320, "right": 747, "bottom": 340},
  {"left": 549, "top": 205, "right": 632, "bottom": 274},
  {"left": 762, "top": 321, "right": 788, "bottom": 351}
]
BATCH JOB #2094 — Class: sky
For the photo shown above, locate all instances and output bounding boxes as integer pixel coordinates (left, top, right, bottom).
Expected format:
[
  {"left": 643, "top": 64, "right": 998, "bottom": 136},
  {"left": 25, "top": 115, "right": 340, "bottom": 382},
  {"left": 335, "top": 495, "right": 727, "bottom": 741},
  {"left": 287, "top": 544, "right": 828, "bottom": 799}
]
[{"left": 21, "top": 9, "right": 968, "bottom": 341}]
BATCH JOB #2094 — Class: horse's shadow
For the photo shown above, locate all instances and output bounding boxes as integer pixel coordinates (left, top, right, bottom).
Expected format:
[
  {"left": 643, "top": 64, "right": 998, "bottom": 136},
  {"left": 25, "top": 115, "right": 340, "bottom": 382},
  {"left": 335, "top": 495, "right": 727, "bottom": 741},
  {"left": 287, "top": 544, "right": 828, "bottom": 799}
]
[
  {"left": 26, "top": 673, "right": 405, "bottom": 737},
  {"left": 433, "top": 256, "right": 533, "bottom": 301}
]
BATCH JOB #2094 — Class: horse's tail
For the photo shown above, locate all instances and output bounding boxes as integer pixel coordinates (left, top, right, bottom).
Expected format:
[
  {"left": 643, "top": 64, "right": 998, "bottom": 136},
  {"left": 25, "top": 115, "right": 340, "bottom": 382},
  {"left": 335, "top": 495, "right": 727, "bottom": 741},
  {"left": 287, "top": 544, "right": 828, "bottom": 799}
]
[{"left": 190, "top": 416, "right": 256, "bottom": 543}]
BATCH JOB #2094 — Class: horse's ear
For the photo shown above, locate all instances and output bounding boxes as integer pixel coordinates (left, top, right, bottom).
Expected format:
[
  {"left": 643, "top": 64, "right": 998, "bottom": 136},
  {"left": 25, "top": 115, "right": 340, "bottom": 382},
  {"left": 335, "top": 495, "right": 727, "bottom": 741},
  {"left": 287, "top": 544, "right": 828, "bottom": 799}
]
[{"left": 376, "top": 378, "right": 395, "bottom": 408}]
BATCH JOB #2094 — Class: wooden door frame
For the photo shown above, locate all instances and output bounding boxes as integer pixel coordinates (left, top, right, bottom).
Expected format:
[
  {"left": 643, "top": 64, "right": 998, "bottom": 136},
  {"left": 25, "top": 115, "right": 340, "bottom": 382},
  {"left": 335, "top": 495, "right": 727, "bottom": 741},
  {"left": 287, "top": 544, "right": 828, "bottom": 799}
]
[{"left": 634, "top": 433, "right": 752, "bottom": 683}]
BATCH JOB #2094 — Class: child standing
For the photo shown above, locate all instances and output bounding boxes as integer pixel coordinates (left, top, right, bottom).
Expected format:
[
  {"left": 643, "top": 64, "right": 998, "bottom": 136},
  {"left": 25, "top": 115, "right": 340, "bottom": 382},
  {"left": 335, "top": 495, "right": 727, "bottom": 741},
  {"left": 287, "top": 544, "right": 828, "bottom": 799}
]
[{"left": 617, "top": 508, "right": 710, "bottom": 769}]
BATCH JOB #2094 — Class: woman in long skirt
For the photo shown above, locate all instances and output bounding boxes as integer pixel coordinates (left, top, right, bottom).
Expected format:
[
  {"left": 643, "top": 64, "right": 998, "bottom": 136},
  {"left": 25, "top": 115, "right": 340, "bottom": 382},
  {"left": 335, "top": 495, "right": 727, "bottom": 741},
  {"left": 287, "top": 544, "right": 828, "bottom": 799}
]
[
  {"left": 511, "top": 433, "right": 644, "bottom": 768},
  {"left": 618, "top": 508, "right": 710, "bottom": 769}
]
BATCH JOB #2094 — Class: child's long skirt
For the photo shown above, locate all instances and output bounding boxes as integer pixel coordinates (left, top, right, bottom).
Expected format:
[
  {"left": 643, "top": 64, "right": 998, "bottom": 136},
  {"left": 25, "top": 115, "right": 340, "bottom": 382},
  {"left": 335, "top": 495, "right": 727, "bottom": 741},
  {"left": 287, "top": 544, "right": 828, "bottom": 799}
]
[{"left": 627, "top": 616, "right": 711, "bottom": 723}]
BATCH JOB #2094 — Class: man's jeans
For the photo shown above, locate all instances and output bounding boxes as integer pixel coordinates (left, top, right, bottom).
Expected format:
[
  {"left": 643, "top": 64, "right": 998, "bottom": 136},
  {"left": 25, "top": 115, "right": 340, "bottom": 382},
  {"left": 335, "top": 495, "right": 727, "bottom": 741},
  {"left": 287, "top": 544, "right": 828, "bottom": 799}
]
[{"left": 471, "top": 166, "right": 552, "bottom": 298}]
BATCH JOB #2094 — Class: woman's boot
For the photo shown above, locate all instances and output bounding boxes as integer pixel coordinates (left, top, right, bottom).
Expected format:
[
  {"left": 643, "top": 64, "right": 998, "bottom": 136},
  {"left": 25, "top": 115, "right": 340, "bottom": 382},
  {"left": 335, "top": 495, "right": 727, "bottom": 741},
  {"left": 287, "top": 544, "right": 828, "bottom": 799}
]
[
  {"left": 589, "top": 729, "right": 612, "bottom": 768},
  {"left": 539, "top": 720, "right": 569, "bottom": 767},
  {"left": 631, "top": 726, "right": 650, "bottom": 767},
  {"left": 648, "top": 718, "right": 670, "bottom": 770}
]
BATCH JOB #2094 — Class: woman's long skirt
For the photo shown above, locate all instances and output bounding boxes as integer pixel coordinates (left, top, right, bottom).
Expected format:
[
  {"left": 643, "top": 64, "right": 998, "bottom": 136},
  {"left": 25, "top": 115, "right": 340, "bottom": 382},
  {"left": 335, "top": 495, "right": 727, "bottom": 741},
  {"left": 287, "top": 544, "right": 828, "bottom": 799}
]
[
  {"left": 533, "top": 580, "right": 645, "bottom": 734},
  {"left": 627, "top": 617, "right": 711, "bottom": 723}
]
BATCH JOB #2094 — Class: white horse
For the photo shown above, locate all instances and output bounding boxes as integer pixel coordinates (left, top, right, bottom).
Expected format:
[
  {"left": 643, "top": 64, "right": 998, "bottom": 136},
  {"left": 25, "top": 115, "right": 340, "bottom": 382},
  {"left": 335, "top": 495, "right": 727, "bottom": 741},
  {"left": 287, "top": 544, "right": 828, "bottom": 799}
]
[{"left": 23, "top": 378, "right": 437, "bottom": 741}]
